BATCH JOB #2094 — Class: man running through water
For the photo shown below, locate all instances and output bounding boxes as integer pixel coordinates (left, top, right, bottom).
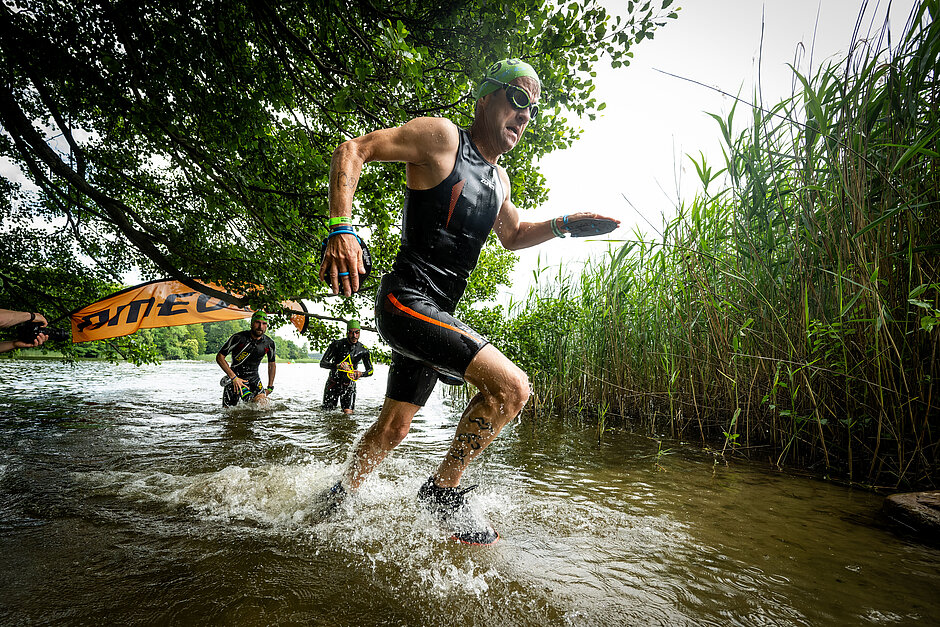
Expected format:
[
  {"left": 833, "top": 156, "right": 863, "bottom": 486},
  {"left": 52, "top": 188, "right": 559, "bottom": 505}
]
[
  {"left": 216, "top": 311, "right": 277, "bottom": 407},
  {"left": 319, "top": 59, "right": 619, "bottom": 543},
  {"left": 320, "top": 319, "right": 374, "bottom": 414}
]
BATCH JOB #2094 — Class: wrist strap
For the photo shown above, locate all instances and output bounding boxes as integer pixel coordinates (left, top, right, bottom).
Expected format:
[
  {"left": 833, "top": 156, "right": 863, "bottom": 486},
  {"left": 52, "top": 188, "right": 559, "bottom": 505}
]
[
  {"left": 562, "top": 214, "right": 571, "bottom": 232},
  {"left": 550, "top": 218, "right": 565, "bottom": 238},
  {"left": 329, "top": 216, "right": 353, "bottom": 228},
  {"left": 28, "top": 312, "right": 35, "bottom": 322},
  {"left": 327, "top": 226, "right": 357, "bottom": 239}
]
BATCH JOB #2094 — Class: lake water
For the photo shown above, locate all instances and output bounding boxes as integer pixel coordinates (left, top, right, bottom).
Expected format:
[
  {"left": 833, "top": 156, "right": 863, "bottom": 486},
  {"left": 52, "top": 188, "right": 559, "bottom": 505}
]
[{"left": 0, "top": 359, "right": 937, "bottom": 625}]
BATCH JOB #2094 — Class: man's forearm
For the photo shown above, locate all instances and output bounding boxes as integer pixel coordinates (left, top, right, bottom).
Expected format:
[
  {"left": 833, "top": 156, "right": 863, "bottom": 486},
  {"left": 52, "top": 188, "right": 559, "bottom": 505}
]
[
  {"left": 0, "top": 310, "right": 40, "bottom": 328},
  {"left": 501, "top": 219, "right": 558, "bottom": 251},
  {"left": 505, "top": 213, "right": 620, "bottom": 249},
  {"left": 216, "top": 353, "right": 236, "bottom": 379},
  {"left": 329, "top": 142, "right": 364, "bottom": 220}
]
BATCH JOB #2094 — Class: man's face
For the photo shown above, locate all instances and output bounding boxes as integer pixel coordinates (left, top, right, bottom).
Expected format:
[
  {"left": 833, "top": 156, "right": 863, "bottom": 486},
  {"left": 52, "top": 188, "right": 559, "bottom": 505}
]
[
  {"left": 347, "top": 328, "right": 360, "bottom": 343},
  {"left": 251, "top": 319, "right": 267, "bottom": 337},
  {"left": 480, "top": 77, "right": 540, "bottom": 154}
]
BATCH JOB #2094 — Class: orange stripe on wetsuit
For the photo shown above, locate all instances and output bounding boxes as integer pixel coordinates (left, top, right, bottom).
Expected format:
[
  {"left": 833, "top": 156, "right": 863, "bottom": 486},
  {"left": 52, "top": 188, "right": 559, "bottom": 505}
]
[
  {"left": 385, "top": 293, "right": 477, "bottom": 341},
  {"left": 445, "top": 179, "right": 466, "bottom": 229}
]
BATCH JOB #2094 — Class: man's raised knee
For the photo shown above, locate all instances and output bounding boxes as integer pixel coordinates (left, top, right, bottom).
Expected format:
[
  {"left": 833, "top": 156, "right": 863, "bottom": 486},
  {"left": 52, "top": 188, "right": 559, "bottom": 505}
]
[{"left": 494, "top": 370, "right": 530, "bottom": 418}]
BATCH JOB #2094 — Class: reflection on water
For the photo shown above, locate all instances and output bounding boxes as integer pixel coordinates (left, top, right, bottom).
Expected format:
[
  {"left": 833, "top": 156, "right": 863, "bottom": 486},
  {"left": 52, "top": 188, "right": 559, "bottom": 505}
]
[{"left": 0, "top": 359, "right": 938, "bottom": 626}]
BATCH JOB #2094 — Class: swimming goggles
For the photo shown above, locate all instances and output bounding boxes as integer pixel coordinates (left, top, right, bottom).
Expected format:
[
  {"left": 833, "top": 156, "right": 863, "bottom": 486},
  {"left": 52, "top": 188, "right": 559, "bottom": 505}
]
[{"left": 483, "top": 78, "right": 539, "bottom": 119}]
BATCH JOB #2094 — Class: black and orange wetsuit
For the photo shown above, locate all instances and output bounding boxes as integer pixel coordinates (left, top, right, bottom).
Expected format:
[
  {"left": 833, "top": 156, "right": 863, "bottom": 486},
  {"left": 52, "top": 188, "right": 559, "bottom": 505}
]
[
  {"left": 320, "top": 338, "right": 374, "bottom": 411},
  {"left": 375, "top": 128, "right": 503, "bottom": 406}
]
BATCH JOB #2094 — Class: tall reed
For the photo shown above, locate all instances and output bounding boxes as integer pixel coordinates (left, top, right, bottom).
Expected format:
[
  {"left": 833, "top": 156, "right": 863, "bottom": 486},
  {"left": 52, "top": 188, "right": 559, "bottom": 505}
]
[{"left": 503, "top": 2, "right": 939, "bottom": 489}]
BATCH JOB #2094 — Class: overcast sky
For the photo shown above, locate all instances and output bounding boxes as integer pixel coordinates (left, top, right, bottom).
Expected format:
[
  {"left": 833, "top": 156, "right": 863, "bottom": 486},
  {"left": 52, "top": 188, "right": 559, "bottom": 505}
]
[{"left": 505, "top": 0, "right": 918, "bottom": 304}]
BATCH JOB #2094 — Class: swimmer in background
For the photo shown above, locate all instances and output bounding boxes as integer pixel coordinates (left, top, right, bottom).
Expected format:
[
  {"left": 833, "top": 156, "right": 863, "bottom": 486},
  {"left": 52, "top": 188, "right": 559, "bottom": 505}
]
[
  {"left": 320, "top": 319, "right": 374, "bottom": 415},
  {"left": 216, "top": 310, "right": 276, "bottom": 407}
]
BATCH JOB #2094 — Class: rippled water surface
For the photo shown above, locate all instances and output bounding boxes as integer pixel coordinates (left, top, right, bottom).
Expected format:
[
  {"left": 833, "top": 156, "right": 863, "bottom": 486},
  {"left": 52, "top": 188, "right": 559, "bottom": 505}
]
[{"left": 0, "top": 359, "right": 937, "bottom": 626}]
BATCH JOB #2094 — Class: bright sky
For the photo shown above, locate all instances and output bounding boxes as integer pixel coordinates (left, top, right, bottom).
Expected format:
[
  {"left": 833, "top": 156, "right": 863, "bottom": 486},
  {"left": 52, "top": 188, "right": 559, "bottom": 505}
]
[{"left": 505, "top": 0, "right": 918, "bottom": 305}]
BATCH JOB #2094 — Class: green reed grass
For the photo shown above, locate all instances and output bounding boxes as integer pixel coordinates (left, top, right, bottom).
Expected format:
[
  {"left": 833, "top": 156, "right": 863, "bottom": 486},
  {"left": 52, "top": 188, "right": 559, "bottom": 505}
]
[{"left": 500, "top": 1, "right": 939, "bottom": 489}]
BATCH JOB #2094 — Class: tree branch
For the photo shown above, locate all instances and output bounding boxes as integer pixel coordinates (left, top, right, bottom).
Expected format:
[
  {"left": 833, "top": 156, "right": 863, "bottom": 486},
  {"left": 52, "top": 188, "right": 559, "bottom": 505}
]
[{"left": 0, "top": 83, "right": 249, "bottom": 306}]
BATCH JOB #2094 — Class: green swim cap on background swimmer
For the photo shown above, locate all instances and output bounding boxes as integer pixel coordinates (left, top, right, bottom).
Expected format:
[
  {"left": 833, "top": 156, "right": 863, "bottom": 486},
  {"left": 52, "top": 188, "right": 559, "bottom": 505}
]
[
  {"left": 347, "top": 320, "right": 361, "bottom": 331},
  {"left": 251, "top": 311, "right": 268, "bottom": 323},
  {"left": 474, "top": 58, "right": 541, "bottom": 99}
]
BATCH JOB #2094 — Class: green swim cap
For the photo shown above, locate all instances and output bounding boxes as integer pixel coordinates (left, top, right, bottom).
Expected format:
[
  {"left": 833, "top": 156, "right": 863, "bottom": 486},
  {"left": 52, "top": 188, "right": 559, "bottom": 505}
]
[
  {"left": 251, "top": 310, "right": 268, "bottom": 323},
  {"left": 474, "top": 58, "right": 541, "bottom": 99},
  {"left": 347, "top": 320, "right": 360, "bottom": 330}
]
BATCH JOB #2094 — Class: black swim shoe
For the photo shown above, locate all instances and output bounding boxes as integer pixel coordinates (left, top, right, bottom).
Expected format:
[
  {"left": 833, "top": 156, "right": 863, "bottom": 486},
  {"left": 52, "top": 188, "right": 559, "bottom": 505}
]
[
  {"left": 310, "top": 481, "right": 348, "bottom": 521},
  {"left": 417, "top": 476, "right": 499, "bottom": 545}
]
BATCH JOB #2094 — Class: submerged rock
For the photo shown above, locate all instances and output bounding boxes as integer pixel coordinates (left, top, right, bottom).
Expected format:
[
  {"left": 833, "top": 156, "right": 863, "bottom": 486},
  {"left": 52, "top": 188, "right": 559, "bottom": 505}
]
[{"left": 883, "top": 490, "right": 940, "bottom": 545}]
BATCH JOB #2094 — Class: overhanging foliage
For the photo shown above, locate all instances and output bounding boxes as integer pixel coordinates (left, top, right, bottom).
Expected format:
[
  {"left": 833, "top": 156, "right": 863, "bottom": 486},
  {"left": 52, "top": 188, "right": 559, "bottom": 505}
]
[{"left": 0, "top": 0, "right": 677, "bottom": 356}]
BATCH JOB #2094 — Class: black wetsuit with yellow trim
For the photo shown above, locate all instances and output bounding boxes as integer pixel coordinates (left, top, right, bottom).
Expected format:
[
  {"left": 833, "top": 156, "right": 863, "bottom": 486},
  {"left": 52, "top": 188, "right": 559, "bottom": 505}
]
[
  {"left": 218, "top": 330, "right": 276, "bottom": 406},
  {"left": 320, "top": 338, "right": 374, "bottom": 411},
  {"left": 375, "top": 127, "right": 503, "bottom": 406}
]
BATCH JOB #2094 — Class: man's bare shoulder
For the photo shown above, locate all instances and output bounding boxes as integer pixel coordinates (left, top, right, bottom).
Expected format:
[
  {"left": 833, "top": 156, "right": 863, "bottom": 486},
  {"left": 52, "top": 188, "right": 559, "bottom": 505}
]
[
  {"left": 402, "top": 117, "right": 459, "bottom": 148},
  {"left": 405, "top": 116, "right": 458, "bottom": 131}
]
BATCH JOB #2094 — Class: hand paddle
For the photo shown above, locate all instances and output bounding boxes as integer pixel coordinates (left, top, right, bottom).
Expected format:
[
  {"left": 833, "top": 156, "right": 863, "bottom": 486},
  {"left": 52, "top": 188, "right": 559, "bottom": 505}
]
[{"left": 564, "top": 216, "right": 618, "bottom": 237}]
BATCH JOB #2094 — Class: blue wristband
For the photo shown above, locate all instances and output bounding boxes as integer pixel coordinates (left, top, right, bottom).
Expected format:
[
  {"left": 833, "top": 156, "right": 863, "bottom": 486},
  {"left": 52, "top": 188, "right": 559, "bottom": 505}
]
[
  {"left": 327, "top": 226, "right": 357, "bottom": 239},
  {"left": 326, "top": 229, "right": 363, "bottom": 249}
]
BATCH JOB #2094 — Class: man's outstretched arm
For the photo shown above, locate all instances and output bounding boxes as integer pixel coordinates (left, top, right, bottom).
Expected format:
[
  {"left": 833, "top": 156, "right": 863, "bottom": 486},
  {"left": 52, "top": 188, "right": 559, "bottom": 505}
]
[
  {"left": 0, "top": 309, "right": 50, "bottom": 353},
  {"left": 492, "top": 171, "right": 620, "bottom": 251},
  {"left": 0, "top": 309, "right": 48, "bottom": 328}
]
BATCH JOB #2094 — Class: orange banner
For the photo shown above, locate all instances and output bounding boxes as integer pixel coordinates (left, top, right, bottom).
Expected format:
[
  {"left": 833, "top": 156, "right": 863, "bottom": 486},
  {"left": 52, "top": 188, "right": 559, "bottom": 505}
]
[{"left": 69, "top": 279, "right": 253, "bottom": 343}]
